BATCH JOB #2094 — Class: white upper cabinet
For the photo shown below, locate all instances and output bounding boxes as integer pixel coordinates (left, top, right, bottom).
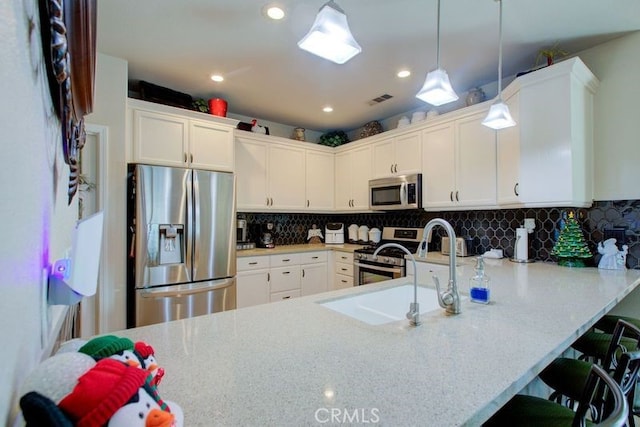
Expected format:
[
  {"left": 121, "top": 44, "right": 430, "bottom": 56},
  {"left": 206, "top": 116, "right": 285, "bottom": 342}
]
[
  {"left": 132, "top": 108, "right": 188, "bottom": 167},
  {"left": 422, "top": 111, "right": 497, "bottom": 210},
  {"left": 496, "top": 92, "right": 521, "bottom": 205},
  {"left": 189, "top": 120, "right": 234, "bottom": 171},
  {"left": 422, "top": 123, "right": 456, "bottom": 208},
  {"left": 236, "top": 134, "right": 305, "bottom": 211},
  {"left": 372, "top": 132, "right": 422, "bottom": 178},
  {"left": 496, "top": 58, "right": 598, "bottom": 208},
  {"left": 129, "top": 99, "right": 236, "bottom": 171},
  {"left": 306, "top": 149, "right": 335, "bottom": 211},
  {"left": 335, "top": 144, "right": 372, "bottom": 211}
]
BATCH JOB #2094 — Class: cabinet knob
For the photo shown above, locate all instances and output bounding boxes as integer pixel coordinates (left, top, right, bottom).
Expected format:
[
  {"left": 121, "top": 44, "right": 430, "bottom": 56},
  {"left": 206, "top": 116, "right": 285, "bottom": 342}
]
[
  {"left": 390, "top": 164, "right": 394, "bottom": 173},
  {"left": 307, "top": 200, "right": 310, "bottom": 208},
  {"left": 184, "top": 153, "right": 187, "bottom": 163},
  {"left": 249, "top": 262, "right": 258, "bottom": 265},
  {"left": 450, "top": 191, "right": 453, "bottom": 202},
  {"left": 282, "top": 258, "right": 290, "bottom": 262},
  {"left": 302, "top": 270, "right": 305, "bottom": 278},
  {"left": 190, "top": 153, "right": 193, "bottom": 163},
  {"left": 455, "top": 191, "right": 459, "bottom": 202},
  {"left": 282, "top": 271, "right": 290, "bottom": 275},
  {"left": 282, "top": 296, "right": 291, "bottom": 299},
  {"left": 514, "top": 183, "right": 520, "bottom": 196}
]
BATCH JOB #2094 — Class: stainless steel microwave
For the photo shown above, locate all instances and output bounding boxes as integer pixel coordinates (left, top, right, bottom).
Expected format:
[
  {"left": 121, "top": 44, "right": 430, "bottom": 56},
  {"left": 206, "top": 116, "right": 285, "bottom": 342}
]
[{"left": 369, "top": 173, "right": 422, "bottom": 210}]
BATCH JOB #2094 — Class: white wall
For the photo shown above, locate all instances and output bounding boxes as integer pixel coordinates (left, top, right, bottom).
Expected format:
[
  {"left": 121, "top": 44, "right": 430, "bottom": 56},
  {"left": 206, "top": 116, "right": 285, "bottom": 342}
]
[
  {"left": 0, "top": 0, "right": 76, "bottom": 423},
  {"left": 85, "top": 53, "right": 129, "bottom": 333},
  {"left": 577, "top": 31, "right": 640, "bottom": 200}
]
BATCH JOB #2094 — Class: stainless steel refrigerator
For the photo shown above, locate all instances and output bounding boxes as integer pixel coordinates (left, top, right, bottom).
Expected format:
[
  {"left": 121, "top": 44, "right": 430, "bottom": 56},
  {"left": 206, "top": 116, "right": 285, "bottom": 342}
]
[{"left": 127, "top": 164, "right": 236, "bottom": 327}]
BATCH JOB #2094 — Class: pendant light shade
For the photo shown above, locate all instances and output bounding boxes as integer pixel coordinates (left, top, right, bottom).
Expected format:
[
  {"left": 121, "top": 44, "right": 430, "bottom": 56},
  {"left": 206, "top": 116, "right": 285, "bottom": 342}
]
[
  {"left": 483, "top": 0, "right": 516, "bottom": 130},
  {"left": 482, "top": 100, "right": 516, "bottom": 129},
  {"left": 416, "top": 68, "right": 459, "bottom": 106},
  {"left": 415, "top": 0, "right": 458, "bottom": 106},
  {"left": 297, "top": 1, "right": 361, "bottom": 65}
]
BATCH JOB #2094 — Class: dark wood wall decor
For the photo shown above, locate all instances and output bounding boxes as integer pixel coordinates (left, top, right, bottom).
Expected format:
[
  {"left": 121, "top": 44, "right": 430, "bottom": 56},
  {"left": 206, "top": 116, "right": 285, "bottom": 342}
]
[{"left": 39, "top": 0, "right": 96, "bottom": 204}]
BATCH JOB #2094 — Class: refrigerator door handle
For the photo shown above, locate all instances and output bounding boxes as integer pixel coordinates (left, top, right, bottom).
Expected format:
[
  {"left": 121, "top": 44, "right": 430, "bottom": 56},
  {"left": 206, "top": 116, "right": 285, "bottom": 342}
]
[
  {"left": 189, "top": 170, "right": 198, "bottom": 277},
  {"left": 139, "top": 278, "right": 234, "bottom": 298}
]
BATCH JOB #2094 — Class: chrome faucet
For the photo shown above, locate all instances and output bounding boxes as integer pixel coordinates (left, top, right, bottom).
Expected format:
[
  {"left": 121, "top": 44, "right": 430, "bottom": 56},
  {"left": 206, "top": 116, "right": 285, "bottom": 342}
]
[
  {"left": 417, "top": 218, "right": 461, "bottom": 315},
  {"left": 373, "top": 243, "right": 421, "bottom": 326}
]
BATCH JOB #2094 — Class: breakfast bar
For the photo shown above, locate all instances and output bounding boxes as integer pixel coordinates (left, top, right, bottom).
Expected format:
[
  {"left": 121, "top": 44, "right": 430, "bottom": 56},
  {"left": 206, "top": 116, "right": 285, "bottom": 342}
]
[{"left": 116, "top": 260, "right": 640, "bottom": 426}]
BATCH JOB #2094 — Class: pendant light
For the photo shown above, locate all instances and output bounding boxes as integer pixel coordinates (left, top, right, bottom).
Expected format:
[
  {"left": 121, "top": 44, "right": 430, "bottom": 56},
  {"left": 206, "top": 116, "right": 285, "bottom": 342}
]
[
  {"left": 415, "top": 0, "right": 458, "bottom": 106},
  {"left": 482, "top": 0, "right": 516, "bottom": 129},
  {"left": 297, "top": 1, "right": 361, "bottom": 65}
]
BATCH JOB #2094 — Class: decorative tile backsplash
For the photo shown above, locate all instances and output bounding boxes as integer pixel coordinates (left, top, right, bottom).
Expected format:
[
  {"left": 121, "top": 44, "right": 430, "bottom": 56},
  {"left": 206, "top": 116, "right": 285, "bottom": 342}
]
[{"left": 239, "top": 200, "right": 640, "bottom": 269}]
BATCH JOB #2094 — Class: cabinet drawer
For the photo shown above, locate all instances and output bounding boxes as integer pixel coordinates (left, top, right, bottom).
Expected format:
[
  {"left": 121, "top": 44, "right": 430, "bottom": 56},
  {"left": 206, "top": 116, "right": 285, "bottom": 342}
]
[
  {"left": 270, "top": 265, "right": 301, "bottom": 292},
  {"left": 336, "top": 251, "right": 353, "bottom": 264},
  {"left": 300, "top": 251, "right": 328, "bottom": 264},
  {"left": 334, "top": 273, "right": 354, "bottom": 289},
  {"left": 237, "top": 256, "right": 269, "bottom": 271},
  {"left": 270, "top": 289, "right": 301, "bottom": 302},
  {"left": 335, "top": 252, "right": 354, "bottom": 264},
  {"left": 335, "top": 262, "right": 354, "bottom": 277},
  {"left": 270, "top": 253, "right": 301, "bottom": 268}
]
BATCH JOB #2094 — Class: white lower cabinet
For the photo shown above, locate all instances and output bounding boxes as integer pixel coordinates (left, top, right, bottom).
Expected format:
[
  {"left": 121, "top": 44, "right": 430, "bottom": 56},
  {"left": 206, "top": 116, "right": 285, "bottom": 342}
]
[
  {"left": 236, "top": 256, "right": 271, "bottom": 308},
  {"left": 237, "top": 251, "right": 329, "bottom": 307},
  {"left": 270, "top": 289, "right": 301, "bottom": 302},
  {"left": 300, "top": 251, "right": 328, "bottom": 296},
  {"left": 333, "top": 251, "right": 354, "bottom": 289},
  {"left": 406, "top": 261, "right": 449, "bottom": 280}
]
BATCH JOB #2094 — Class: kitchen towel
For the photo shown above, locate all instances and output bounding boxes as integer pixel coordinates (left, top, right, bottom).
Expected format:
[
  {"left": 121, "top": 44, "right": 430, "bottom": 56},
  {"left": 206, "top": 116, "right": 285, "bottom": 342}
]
[{"left": 515, "top": 228, "right": 529, "bottom": 261}]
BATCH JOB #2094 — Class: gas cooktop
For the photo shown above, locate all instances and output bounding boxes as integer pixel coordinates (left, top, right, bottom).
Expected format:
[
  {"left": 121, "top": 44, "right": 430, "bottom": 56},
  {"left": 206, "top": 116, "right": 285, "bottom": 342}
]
[{"left": 354, "top": 227, "right": 427, "bottom": 264}]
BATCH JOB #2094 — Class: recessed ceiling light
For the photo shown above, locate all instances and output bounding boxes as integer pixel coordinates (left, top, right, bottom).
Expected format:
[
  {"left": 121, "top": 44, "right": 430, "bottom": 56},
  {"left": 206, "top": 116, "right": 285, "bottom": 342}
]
[
  {"left": 211, "top": 74, "right": 224, "bottom": 82},
  {"left": 323, "top": 106, "right": 333, "bottom": 113},
  {"left": 397, "top": 70, "right": 411, "bottom": 78},
  {"left": 266, "top": 6, "right": 285, "bottom": 20}
]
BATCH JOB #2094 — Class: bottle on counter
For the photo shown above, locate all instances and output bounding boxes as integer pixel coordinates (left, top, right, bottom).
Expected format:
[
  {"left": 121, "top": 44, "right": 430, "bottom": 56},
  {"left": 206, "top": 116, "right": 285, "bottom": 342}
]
[{"left": 469, "top": 257, "right": 490, "bottom": 304}]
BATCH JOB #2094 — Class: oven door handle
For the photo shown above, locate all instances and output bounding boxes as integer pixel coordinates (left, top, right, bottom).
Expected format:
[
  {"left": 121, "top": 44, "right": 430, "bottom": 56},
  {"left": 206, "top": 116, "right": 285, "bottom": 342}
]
[{"left": 354, "top": 262, "right": 402, "bottom": 274}]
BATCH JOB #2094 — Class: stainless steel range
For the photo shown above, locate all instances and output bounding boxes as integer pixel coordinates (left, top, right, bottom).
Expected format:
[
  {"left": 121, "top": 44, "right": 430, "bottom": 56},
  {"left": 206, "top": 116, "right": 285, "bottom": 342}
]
[{"left": 353, "top": 227, "right": 427, "bottom": 286}]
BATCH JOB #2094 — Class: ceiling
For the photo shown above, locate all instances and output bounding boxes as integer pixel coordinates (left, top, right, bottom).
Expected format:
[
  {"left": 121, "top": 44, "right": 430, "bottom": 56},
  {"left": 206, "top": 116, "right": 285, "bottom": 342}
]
[{"left": 96, "top": 0, "right": 640, "bottom": 132}]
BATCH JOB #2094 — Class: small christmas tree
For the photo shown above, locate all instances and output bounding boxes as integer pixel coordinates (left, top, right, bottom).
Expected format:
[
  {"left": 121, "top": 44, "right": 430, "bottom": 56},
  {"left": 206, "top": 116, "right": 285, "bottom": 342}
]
[{"left": 552, "top": 211, "right": 592, "bottom": 267}]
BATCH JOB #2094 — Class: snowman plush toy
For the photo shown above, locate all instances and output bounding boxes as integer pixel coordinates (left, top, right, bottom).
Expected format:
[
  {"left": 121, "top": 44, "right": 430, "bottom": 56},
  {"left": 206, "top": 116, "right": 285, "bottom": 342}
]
[{"left": 19, "top": 348, "right": 183, "bottom": 426}]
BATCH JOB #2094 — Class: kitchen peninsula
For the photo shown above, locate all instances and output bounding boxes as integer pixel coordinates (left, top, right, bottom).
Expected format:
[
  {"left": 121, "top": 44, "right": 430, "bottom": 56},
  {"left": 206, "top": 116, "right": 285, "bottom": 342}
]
[{"left": 115, "top": 260, "right": 640, "bottom": 426}]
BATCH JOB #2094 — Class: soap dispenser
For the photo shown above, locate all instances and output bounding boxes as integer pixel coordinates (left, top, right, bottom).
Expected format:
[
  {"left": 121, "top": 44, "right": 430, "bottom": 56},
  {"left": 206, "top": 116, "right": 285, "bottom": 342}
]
[{"left": 469, "top": 257, "right": 490, "bottom": 304}]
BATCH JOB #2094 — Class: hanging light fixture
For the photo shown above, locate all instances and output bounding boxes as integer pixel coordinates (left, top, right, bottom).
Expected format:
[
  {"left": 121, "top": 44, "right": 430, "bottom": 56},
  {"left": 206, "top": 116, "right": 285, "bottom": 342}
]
[
  {"left": 416, "top": 0, "right": 458, "bottom": 106},
  {"left": 297, "top": 1, "right": 361, "bottom": 65},
  {"left": 482, "top": 0, "right": 516, "bottom": 129}
]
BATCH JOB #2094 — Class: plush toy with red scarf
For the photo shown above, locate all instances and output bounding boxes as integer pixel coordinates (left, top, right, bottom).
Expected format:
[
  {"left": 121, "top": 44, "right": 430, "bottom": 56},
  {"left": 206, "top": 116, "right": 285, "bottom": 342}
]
[{"left": 19, "top": 349, "right": 183, "bottom": 426}]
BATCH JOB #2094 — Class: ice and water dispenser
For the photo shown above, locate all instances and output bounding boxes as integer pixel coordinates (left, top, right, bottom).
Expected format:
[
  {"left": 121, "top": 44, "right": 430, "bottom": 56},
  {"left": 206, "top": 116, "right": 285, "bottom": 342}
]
[{"left": 148, "top": 224, "right": 185, "bottom": 266}]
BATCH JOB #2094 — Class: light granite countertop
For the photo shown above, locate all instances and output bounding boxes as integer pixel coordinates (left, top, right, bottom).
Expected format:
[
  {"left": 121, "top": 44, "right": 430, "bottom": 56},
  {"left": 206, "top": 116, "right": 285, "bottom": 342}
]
[
  {"left": 237, "top": 243, "right": 365, "bottom": 257},
  {"left": 116, "top": 261, "right": 640, "bottom": 426}
]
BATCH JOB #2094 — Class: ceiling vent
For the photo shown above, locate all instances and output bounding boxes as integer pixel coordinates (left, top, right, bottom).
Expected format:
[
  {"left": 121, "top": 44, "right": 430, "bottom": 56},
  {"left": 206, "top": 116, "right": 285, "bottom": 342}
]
[{"left": 367, "top": 93, "right": 393, "bottom": 106}]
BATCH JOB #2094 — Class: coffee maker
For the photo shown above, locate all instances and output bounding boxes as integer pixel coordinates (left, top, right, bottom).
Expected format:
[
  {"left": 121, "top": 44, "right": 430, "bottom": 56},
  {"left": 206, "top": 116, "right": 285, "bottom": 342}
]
[
  {"left": 236, "top": 219, "right": 255, "bottom": 250},
  {"left": 253, "top": 222, "right": 276, "bottom": 249}
]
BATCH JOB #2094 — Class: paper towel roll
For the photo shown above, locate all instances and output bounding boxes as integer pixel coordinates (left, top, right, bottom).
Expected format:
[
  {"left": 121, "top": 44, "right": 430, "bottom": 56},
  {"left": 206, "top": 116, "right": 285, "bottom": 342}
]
[{"left": 515, "top": 228, "right": 528, "bottom": 261}]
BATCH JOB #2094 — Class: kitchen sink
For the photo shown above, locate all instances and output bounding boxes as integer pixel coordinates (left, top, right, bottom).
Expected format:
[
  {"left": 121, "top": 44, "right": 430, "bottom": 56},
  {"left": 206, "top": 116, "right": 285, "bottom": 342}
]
[{"left": 319, "top": 284, "right": 444, "bottom": 325}]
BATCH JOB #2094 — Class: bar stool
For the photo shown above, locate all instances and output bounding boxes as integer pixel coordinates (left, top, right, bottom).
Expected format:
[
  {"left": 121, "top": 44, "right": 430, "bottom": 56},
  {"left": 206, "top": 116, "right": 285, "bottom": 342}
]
[
  {"left": 573, "top": 315, "right": 640, "bottom": 364},
  {"left": 539, "top": 319, "right": 640, "bottom": 426},
  {"left": 483, "top": 363, "right": 628, "bottom": 426}
]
